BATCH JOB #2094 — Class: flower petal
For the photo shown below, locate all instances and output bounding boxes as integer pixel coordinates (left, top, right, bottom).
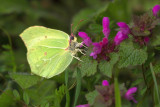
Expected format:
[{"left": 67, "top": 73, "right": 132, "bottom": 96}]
[
  {"left": 78, "top": 32, "right": 92, "bottom": 47},
  {"left": 125, "top": 87, "right": 138, "bottom": 103},
  {"left": 114, "top": 31, "right": 128, "bottom": 45},
  {"left": 76, "top": 104, "right": 90, "bottom": 107},
  {"left": 102, "top": 80, "right": 109, "bottom": 86},
  {"left": 102, "top": 17, "right": 110, "bottom": 38},
  {"left": 117, "top": 22, "right": 130, "bottom": 35},
  {"left": 152, "top": 5, "right": 160, "bottom": 17},
  {"left": 144, "top": 36, "right": 150, "bottom": 44}
]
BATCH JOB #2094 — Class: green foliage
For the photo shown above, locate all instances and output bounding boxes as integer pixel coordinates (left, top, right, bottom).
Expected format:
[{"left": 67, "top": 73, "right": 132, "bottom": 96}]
[
  {"left": 0, "top": 89, "right": 14, "bottom": 107},
  {"left": 10, "top": 73, "right": 41, "bottom": 89},
  {"left": 153, "top": 63, "right": 160, "bottom": 74},
  {"left": 86, "top": 90, "right": 98, "bottom": 105},
  {"left": 78, "top": 56, "right": 98, "bottom": 77},
  {"left": 13, "top": 89, "right": 20, "bottom": 100},
  {"left": 23, "top": 91, "right": 30, "bottom": 105},
  {"left": 118, "top": 40, "right": 148, "bottom": 68},
  {"left": 99, "top": 53, "right": 119, "bottom": 78},
  {"left": 53, "top": 84, "right": 66, "bottom": 107},
  {"left": 151, "top": 26, "right": 160, "bottom": 46},
  {"left": 73, "top": 68, "right": 81, "bottom": 107}
]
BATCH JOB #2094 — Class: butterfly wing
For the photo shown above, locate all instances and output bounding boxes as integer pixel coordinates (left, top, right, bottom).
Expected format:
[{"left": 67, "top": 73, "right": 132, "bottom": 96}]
[{"left": 20, "top": 26, "right": 73, "bottom": 78}]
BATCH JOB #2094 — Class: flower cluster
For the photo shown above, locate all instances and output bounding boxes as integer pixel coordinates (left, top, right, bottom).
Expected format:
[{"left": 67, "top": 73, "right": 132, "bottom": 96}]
[
  {"left": 79, "top": 17, "right": 130, "bottom": 60},
  {"left": 76, "top": 80, "right": 138, "bottom": 107}
]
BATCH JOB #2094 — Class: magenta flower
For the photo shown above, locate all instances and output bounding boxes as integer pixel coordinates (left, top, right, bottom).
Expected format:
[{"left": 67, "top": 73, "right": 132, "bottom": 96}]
[
  {"left": 144, "top": 36, "right": 150, "bottom": 44},
  {"left": 114, "top": 31, "right": 128, "bottom": 45},
  {"left": 78, "top": 32, "right": 92, "bottom": 47},
  {"left": 125, "top": 87, "right": 138, "bottom": 103},
  {"left": 90, "top": 43, "right": 102, "bottom": 59},
  {"left": 152, "top": 5, "right": 160, "bottom": 17},
  {"left": 76, "top": 104, "right": 90, "bottom": 107},
  {"left": 102, "top": 17, "right": 110, "bottom": 38},
  {"left": 102, "top": 80, "right": 109, "bottom": 86},
  {"left": 117, "top": 22, "right": 130, "bottom": 35}
]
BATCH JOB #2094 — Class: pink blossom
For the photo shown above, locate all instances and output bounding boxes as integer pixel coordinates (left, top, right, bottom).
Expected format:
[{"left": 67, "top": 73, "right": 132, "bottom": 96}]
[
  {"left": 117, "top": 22, "right": 130, "bottom": 35},
  {"left": 102, "top": 80, "right": 109, "bottom": 86},
  {"left": 144, "top": 36, "right": 150, "bottom": 44},
  {"left": 114, "top": 31, "right": 128, "bottom": 45},
  {"left": 76, "top": 104, "right": 90, "bottom": 107},
  {"left": 90, "top": 43, "right": 102, "bottom": 59},
  {"left": 102, "top": 17, "right": 110, "bottom": 38},
  {"left": 152, "top": 5, "right": 160, "bottom": 17},
  {"left": 125, "top": 87, "right": 138, "bottom": 103},
  {"left": 78, "top": 32, "right": 92, "bottom": 47}
]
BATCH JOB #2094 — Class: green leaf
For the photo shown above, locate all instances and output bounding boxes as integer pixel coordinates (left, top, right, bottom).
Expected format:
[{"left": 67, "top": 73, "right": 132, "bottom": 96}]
[
  {"left": 118, "top": 40, "right": 147, "bottom": 68},
  {"left": 86, "top": 90, "right": 98, "bottom": 105},
  {"left": 99, "top": 53, "right": 119, "bottom": 78},
  {"left": 153, "top": 63, "right": 160, "bottom": 74},
  {"left": 73, "top": 68, "right": 81, "bottom": 107},
  {"left": 88, "top": 24, "right": 103, "bottom": 33},
  {"left": 72, "top": 8, "right": 95, "bottom": 33},
  {"left": 131, "top": 78, "right": 143, "bottom": 87},
  {"left": 23, "top": 91, "right": 30, "bottom": 105},
  {"left": 150, "top": 63, "right": 160, "bottom": 106},
  {"left": 0, "top": 89, "right": 14, "bottom": 107},
  {"left": 151, "top": 26, "right": 160, "bottom": 46},
  {"left": 78, "top": 56, "right": 98, "bottom": 77},
  {"left": 13, "top": 90, "right": 20, "bottom": 100},
  {"left": 53, "top": 84, "right": 66, "bottom": 107},
  {"left": 65, "top": 70, "right": 70, "bottom": 107},
  {"left": 114, "top": 73, "right": 121, "bottom": 107},
  {"left": 10, "top": 73, "right": 41, "bottom": 89}
]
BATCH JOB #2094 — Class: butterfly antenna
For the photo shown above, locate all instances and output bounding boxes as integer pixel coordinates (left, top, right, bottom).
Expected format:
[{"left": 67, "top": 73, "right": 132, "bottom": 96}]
[{"left": 73, "top": 19, "right": 84, "bottom": 34}]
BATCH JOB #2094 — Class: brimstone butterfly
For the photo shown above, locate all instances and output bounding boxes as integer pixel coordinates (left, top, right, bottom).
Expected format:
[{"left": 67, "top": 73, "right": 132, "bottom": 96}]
[{"left": 20, "top": 26, "right": 82, "bottom": 78}]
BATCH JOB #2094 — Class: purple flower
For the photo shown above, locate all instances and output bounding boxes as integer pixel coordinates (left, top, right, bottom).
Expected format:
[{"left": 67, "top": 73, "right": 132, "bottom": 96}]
[
  {"left": 102, "top": 80, "right": 109, "bottom": 86},
  {"left": 90, "top": 43, "right": 102, "bottom": 59},
  {"left": 125, "top": 87, "right": 138, "bottom": 103},
  {"left": 152, "top": 5, "right": 160, "bottom": 17},
  {"left": 144, "top": 36, "right": 150, "bottom": 44},
  {"left": 117, "top": 22, "right": 130, "bottom": 35},
  {"left": 102, "top": 17, "right": 110, "bottom": 38},
  {"left": 76, "top": 104, "right": 90, "bottom": 107},
  {"left": 78, "top": 32, "right": 92, "bottom": 47},
  {"left": 100, "top": 37, "right": 108, "bottom": 46},
  {"left": 114, "top": 31, "right": 128, "bottom": 45}
]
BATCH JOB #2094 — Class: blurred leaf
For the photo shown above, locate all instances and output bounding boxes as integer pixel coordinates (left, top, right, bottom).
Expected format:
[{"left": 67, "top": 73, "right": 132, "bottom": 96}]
[
  {"left": 114, "top": 72, "right": 121, "bottom": 107},
  {"left": 99, "top": 53, "right": 119, "bottom": 78},
  {"left": 41, "top": 103, "right": 49, "bottom": 107},
  {"left": 10, "top": 73, "right": 41, "bottom": 89},
  {"left": 13, "top": 90, "right": 20, "bottom": 100},
  {"left": 150, "top": 63, "right": 160, "bottom": 106},
  {"left": 118, "top": 40, "right": 148, "bottom": 68},
  {"left": 73, "top": 68, "right": 81, "bottom": 107},
  {"left": 131, "top": 78, "right": 143, "bottom": 87},
  {"left": 88, "top": 23, "right": 103, "bottom": 33},
  {"left": 86, "top": 90, "right": 98, "bottom": 105},
  {"left": 153, "top": 63, "right": 160, "bottom": 74},
  {"left": 151, "top": 26, "right": 160, "bottom": 46},
  {"left": 78, "top": 56, "right": 98, "bottom": 77},
  {"left": 53, "top": 84, "right": 66, "bottom": 107},
  {"left": 65, "top": 70, "right": 70, "bottom": 107},
  {"left": 0, "top": 89, "right": 14, "bottom": 107},
  {"left": 72, "top": 8, "right": 95, "bottom": 33},
  {"left": 23, "top": 91, "right": 30, "bottom": 105}
]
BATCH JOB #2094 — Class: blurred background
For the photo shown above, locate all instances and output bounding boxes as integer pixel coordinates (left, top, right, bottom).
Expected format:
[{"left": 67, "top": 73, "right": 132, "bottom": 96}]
[{"left": 0, "top": 0, "right": 159, "bottom": 107}]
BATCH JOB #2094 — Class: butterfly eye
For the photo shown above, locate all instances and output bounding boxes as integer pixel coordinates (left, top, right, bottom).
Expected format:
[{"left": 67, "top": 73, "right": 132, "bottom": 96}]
[{"left": 70, "top": 36, "right": 74, "bottom": 40}]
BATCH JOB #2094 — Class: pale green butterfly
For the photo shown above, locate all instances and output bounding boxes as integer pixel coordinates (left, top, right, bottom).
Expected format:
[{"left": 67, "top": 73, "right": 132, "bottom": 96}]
[{"left": 20, "top": 26, "right": 83, "bottom": 78}]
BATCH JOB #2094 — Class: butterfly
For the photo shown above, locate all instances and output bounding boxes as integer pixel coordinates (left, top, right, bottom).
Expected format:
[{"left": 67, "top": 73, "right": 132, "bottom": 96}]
[{"left": 20, "top": 24, "right": 84, "bottom": 78}]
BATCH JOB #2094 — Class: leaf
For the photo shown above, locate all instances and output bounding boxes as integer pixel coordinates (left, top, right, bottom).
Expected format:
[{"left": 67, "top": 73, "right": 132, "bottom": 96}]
[
  {"left": 73, "top": 68, "right": 81, "bottom": 107},
  {"left": 78, "top": 56, "right": 98, "bottom": 77},
  {"left": 13, "top": 90, "right": 20, "bottom": 100},
  {"left": 153, "top": 63, "right": 160, "bottom": 74},
  {"left": 23, "top": 91, "right": 30, "bottom": 105},
  {"left": 72, "top": 8, "right": 95, "bottom": 33},
  {"left": 86, "top": 90, "right": 98, "bottom": 105},
  {"left": 10, "top": 73, "right": 41, "bottom": 89},
  {"left": 151, "top": 26, "right": 160, "bottom": 46},
  {"left": 118, "top": 40, "right": 148, "bottom": 68},
  {"left": 114, "top": 73, "right": 121, "bottom": 107},
  {"left": 65, "top": 70, "right": 70, "bottom": 107},
  {"left": 99, "top": 53, "right": 119, "bottom": 78},
  {"left": 0, "top": 89, "right": 14, "bottom": 107},
  {"left": 88, "top": 24, "right": 103, "bottom": 33},
  {"left": 53, "top": 84, "right": 66, "bottom": 107},
  {"left": 150, "top": 63, "right": 160, "bottom": 106}
]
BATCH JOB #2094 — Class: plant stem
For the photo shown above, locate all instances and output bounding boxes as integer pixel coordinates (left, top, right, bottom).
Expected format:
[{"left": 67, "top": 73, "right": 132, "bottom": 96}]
[{"left": 142, "top": 64, "right": 148, "bottom": 88}]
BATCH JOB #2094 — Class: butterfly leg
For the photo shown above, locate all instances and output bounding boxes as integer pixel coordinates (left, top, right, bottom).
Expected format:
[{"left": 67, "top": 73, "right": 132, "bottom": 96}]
[
  {"left": 72, "top": 55, "right": 83, "bottom": 62},
  {"left": 76, "top": 49, "right": 86, "bottom": 55}
]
